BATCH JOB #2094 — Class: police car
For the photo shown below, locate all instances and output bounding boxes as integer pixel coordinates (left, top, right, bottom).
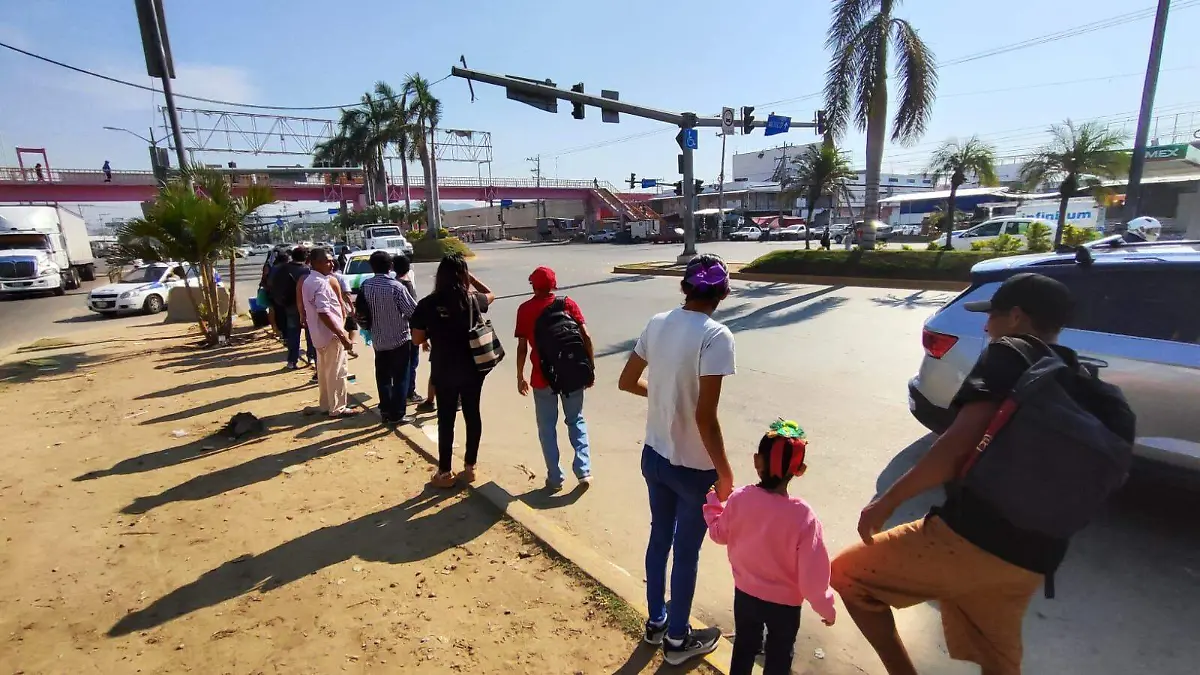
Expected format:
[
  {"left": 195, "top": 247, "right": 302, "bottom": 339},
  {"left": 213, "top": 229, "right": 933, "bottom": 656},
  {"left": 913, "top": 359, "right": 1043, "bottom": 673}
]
[{"left": 86, "top": 262, "right": 219, "bottom": 316}]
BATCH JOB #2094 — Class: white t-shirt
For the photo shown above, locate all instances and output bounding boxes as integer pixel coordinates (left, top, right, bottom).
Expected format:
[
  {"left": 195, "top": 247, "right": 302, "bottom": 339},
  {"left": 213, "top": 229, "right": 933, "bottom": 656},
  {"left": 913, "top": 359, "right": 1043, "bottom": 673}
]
[{"left": 634, "top": 308, "right": 736, "bottom": 470}]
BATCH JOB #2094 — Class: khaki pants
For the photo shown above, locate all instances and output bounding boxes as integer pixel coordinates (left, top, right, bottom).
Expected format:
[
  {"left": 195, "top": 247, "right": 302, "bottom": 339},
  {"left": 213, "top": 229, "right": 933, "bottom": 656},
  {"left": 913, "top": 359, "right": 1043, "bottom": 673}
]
[
  {"left": 831, "top": 516, "right": 1042, "bottom": 675},
  {"left": 316, "top": 340, "right": 348, "bottom": 415}
]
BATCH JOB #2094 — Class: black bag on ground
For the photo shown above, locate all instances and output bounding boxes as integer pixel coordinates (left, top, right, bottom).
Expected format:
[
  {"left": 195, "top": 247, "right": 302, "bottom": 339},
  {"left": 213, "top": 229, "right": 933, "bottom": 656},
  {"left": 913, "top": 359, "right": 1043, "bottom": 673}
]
[
  {"left": 354, "top": 291, "right": 373, "bottom": 331},
  {"left": 533, "top": 297, "right": 594, "bottom": 393},
  {"left": 957, "top": 338, "right": 1135, "bottom": 540}
]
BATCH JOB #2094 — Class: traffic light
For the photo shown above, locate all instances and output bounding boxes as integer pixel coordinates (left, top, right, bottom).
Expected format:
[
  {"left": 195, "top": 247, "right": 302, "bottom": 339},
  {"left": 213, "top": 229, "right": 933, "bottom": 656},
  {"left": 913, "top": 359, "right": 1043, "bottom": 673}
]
[
  {"left": 571, "top": 83, "right": 585, "bottom": 120},
  {"left": 741, "top": 106, "right": 755, "bottom": 134},
  {"left": 628, "top": 172, "right": 637, "bottom": 189},
  {"left": 694, "top": 179, "right": 704, "bottom": 194},
  {"left": 815, "top": 109, "right": 828, "bottom": 136},
  {"left": 673, "top": 181, "right": 683, "bottom": 196}
]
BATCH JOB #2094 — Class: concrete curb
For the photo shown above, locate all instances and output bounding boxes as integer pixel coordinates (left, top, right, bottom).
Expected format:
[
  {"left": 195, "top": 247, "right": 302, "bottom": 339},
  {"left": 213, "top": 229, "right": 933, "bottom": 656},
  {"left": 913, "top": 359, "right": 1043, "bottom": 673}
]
[
  {"left": 357, "top": 398, "right": 737, "bottom": 674},
  {"left": 613, "top": 264, "right": 968, "bottom": 292}
]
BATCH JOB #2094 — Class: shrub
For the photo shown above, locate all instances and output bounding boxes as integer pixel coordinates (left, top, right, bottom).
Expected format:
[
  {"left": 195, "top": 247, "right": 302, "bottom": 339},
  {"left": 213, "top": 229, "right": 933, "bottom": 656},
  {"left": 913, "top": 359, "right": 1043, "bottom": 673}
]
[
  {"left": 741, "top": 249, "right": 1006, "bottom": 282},
  {"left": 1062, "top": 223, "right": 1099, "bottom": 247},
  {"left": 971, "top": 234, "right": 1023, "bottom": 253},
  {"left": 411, "top": 236, "right": 474, "bottom": 262},
  {"left": 435, "top": 227, "right": 451, "bottom": 239},
  {"left": 901, "top": 244, "right": 915, "bottom": 251},
  {"left": 926, "top": 241, "right": 941, "bottom": 251},
  {"left": 1025, "top": 221, "right": 1053, "bottom": 252}
]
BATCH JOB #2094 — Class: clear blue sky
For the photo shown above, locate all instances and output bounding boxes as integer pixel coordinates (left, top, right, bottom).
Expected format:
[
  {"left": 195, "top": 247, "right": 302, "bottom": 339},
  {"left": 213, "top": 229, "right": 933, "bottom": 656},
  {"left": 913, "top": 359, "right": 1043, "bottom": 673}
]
[{"left": 2, "top": 0, "right": 1199, "bottom": 218}]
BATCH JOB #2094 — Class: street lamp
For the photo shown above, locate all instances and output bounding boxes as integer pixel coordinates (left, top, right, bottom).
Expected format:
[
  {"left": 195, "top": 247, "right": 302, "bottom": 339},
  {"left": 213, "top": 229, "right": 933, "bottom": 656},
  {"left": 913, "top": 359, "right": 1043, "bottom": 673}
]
[{"left": 102, "top": 126, "right": 163, "bottom": 146}]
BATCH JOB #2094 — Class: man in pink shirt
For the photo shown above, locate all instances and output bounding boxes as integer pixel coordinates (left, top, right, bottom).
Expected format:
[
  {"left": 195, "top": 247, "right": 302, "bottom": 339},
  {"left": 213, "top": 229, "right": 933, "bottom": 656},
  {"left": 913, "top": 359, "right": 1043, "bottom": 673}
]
[
  {"left": 302, "top": 249, "right": 359, "bottom": 417},
  {"left": 704, "top": 420, "right": 836, "bottom": 675}
]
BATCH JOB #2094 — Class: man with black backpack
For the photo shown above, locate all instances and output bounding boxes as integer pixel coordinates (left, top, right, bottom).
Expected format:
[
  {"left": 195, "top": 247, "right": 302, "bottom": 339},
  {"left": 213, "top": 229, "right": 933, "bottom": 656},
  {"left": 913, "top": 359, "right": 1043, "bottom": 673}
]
[
  {"left": 269, "top": 246, "right": 315, "bottom": 369},
  {"left": 515, "top": 266, "right": 594, "bottom": 491},
  {"left": 831, "top": 273, "right": 1136, "bottom": 675}
]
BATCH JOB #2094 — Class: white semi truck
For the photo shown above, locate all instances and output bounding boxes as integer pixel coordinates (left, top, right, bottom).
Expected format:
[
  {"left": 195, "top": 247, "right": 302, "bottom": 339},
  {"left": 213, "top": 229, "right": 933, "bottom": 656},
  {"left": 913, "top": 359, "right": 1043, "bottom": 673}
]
[{"left": 0, "top": 205, "right": 97, "bottom": 297}]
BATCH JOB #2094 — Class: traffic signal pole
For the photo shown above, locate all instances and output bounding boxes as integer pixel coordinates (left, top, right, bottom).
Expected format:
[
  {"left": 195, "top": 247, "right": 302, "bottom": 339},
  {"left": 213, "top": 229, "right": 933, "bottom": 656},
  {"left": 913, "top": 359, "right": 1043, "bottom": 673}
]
[
  {"left": 1126, "top": 0, "right": 1170, "bottom": 219},
  {"left": 450, "top": 67, "right": 817, "bottom": 262}
]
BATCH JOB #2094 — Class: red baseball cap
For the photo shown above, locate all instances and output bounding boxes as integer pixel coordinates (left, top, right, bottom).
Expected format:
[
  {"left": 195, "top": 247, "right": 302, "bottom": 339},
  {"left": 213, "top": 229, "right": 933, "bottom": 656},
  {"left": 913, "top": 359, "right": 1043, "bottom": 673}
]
[{"left": 529, "top": 266, "right": 557, "bottom": 293}]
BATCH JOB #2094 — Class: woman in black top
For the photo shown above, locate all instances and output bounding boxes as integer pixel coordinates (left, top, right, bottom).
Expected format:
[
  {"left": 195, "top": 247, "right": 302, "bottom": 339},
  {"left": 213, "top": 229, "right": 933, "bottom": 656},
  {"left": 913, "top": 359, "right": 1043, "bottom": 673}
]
[{"left": 410, "top": 254, "right": 496, "bottom": 488}]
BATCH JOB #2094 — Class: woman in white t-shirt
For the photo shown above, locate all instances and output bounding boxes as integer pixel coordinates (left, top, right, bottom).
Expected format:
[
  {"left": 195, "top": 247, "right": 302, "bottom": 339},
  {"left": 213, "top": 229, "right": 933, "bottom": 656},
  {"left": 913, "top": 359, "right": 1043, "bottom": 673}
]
[{"left": 618, "top": 253, "right": 736, "bottom": 665}]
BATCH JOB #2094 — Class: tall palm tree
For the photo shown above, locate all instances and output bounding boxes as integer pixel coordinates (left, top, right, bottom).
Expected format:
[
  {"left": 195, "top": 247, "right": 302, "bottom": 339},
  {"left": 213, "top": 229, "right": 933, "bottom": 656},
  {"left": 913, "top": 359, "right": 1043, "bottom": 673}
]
[
  {"left": 404, "top": 73, "right": 443, "bottom": 238},
  {"left": 787, "top": 144, "right": 856, "bottom": 249},
  {"left": 825, "top": 0, "right": 938, "bottom": 249},
  {"left": 926, "top": 136, "right": 999, "bottom": 249},
  {"left": 111, "top": 167, "right": 273, "bottom": 344},
  {"left": 375, "top": 81, "right": 417, "bottom": 225},
  {"left": 313, "top": 132, "right": 355, "bottom": 222},
  {"left": 1020, "top": 120, "right": 1129, "bottom": 248}
]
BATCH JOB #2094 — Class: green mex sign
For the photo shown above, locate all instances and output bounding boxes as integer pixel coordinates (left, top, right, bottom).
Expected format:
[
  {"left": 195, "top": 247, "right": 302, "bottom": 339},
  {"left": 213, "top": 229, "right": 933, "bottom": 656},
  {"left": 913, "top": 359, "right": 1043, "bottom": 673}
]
[{"left": 1144, "top": 143, "right": 1200, "bottom": 164}]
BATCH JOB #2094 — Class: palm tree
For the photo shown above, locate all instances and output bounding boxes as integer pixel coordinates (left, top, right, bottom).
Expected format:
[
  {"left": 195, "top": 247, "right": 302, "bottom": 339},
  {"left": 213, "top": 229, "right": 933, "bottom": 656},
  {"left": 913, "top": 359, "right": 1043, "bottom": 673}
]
[
  {"left": 1020, "top": 120, "right": 1129, "bottom": 248},
  {"left": 374, "top": 81, "right": 417, "bottom": 226},
  {"left": 926, "top": 136, "right": 999, "bottom": 249},
  {"left": 313, "top": 132, "right": 354, "bottom": 222},
  {"left": 825, "top": 0, "right": 938, "bottom": 249},
  {"left": 403, "top": 73, "right": 444, "bottom": 238},
  {"left": 787, "top": 144, "right": 857, "bottom": 249},
  {"left": 111, "top": 167, "right": 274, "bottom": 344}
]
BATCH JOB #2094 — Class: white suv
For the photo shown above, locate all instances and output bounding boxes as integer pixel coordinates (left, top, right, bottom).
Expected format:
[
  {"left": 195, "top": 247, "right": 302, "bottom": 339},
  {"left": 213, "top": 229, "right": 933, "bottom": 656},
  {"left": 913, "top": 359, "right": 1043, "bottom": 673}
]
[
  {"left": 947, "top": 217, "right": 1056, "bottom": 251},
  {"left": 909, "top": 240, "right": 1200, "bottom": 470}
]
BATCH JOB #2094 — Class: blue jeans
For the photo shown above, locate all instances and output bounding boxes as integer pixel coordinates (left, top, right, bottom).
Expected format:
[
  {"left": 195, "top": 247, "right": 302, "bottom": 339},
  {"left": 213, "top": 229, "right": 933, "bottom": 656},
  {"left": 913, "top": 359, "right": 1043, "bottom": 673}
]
[
  {"left": 533, "top": 387, "right": 591, "bottom": 485},
  {"left": 408, "top": 348, "right": 420, "bottom": 398},
  {"left": 374, "top": 342, "right": 412, "bottom": 422},
  {"left": 641, "top": 444, "right": 718, "bottom": 639},
  {"left": 282, "top": 306, "right": 302, "bottom": 365}
]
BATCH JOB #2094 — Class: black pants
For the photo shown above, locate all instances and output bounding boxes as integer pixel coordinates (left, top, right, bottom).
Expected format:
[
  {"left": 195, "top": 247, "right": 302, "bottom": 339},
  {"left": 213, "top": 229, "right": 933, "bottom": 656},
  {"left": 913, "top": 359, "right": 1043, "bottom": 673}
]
[
  {"left": 435, "top": 373, "right": 483, "bottom": 473},
  {"left": 374, "top": 342, "right": 412, "bottom": 422},
  {"left": 730, "top": 588, "right": 802, "bottom": 675}
]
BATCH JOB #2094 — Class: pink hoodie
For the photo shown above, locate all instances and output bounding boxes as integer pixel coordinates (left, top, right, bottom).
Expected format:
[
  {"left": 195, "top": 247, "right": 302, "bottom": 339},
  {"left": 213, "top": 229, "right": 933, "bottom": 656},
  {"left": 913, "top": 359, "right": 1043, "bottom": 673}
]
[{"left": 704, "top": 486, "right": 837, "bottom": 622}]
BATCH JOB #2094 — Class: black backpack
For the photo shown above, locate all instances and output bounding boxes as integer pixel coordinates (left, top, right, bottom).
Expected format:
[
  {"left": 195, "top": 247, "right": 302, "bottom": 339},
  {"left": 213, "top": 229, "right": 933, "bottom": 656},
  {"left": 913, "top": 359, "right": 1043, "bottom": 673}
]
[
  {"left": 533, "top": 298, "right": 594, "bottom": 393},
  {"left": 956, "top": 338, "right": 1135, "bottom": 540}
]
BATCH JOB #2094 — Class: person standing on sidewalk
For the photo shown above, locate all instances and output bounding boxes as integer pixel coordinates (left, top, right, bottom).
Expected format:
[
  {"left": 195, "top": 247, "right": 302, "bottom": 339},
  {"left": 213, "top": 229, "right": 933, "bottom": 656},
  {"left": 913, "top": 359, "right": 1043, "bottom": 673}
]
[
  {"left": 410, "top": 254, "right": 496, "bottom": 488},
  {"left": 269, "top": 246, "right": 313, "bottom": 369},
  {"left": 394, "top": 254, "right": 427, "bottom": 409},
  {"left": 618, "top": 253, "right": 737, "bottom": 666},
  {"left": 515, "top": 266, "right": 594, "bottom": 491},
  {"left": 301, "top": 248, "right": 360, "bottom": 417},
  {"left": 361, "top": 251, "right": 417, "bottom": 426}
]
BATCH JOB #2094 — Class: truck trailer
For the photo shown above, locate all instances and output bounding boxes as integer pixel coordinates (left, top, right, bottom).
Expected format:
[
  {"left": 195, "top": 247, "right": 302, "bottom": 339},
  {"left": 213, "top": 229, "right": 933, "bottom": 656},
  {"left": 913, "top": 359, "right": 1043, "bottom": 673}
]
[{"left": 0, "top": 205, "right": 97, "bottom": 297}]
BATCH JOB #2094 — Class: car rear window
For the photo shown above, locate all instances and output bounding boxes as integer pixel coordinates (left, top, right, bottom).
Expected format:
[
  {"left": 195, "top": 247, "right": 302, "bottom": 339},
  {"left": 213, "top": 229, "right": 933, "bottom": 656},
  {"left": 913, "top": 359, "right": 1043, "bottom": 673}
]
[{"left": 346, "top": 259, "right": 373, "bottom": 275}]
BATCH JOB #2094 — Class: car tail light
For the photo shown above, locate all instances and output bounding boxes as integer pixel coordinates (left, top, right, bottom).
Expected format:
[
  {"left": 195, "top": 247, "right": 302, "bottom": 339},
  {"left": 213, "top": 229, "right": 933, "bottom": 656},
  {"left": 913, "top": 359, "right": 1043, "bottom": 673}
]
[{"left": 922, "top": 328, "right": 959, "bottom": 359}]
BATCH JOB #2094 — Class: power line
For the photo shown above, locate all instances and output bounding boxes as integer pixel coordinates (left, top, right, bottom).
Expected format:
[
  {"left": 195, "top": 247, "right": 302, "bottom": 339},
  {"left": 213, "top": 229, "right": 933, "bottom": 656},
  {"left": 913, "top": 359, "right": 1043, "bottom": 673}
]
[{"left": 0, "top": 40, "right": 450, "bottom": 111}]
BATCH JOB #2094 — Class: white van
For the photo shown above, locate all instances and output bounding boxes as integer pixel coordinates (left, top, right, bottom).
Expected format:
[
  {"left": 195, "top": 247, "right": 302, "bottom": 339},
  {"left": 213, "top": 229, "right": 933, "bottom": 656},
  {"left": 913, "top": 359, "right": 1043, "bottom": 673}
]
[{"left": 947, "top": 217, "right": 1056, "bottom": 251}]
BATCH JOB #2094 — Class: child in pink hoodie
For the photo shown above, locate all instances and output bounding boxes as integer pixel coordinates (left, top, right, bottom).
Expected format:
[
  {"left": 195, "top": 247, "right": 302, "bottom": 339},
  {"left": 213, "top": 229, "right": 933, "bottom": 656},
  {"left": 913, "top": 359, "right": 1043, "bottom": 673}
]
[{"left": 703, "top": 420, "right": 836, "bottom": 675}]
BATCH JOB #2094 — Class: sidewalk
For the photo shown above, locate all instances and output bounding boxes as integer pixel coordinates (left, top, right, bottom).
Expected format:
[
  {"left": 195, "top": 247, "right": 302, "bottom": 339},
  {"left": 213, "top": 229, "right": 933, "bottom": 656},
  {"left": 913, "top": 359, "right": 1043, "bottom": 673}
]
[{"left": 0, "top": 325, "right": 704, "bottom": 674}]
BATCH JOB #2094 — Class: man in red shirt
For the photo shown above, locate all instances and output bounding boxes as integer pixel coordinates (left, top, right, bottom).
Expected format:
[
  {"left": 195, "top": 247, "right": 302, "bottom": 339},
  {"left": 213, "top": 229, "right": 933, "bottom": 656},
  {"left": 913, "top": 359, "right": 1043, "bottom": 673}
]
[{"left": 515, "top": 266, "right": 594, "bottom": 491}]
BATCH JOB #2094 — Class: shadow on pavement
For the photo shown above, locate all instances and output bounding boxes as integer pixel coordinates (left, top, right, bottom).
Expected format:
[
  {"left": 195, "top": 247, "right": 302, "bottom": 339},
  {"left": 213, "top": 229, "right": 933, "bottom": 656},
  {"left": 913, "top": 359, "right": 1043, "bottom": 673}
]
[
  {"left": 611, "top": 641, "right": 712, "bottom": 674},
  {"left": 717, "top": 286, "right": 847, "bottom": 334},
  {"left": 515, "top": 481, "right": 590, "bottom": 510},
  {"left": 134, "top": 370, "right": 282, "bottom": 400},
  {"left": 108, "top": 484, "right": 497, "bottom": 636},
  {"left": 870, "top": 290, "right": 954, "bottom": 310},
  {"left": 492, "top": 274, "right": 651, "bottom": 301},
  {"left": 729, "top": 282, "right": 800, "bottom": 300},
  {"left": 120, "top": 419, "right": 384, "bottom": 515}
]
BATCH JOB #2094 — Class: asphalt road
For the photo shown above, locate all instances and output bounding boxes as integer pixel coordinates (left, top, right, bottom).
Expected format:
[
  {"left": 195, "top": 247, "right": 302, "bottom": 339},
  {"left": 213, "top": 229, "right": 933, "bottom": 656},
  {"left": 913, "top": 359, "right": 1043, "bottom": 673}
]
[
  {"left": 4, "top": 240, "right": 1198, "bottom": 674},
  {"left": 405, "top": 240, "right": 1197, "bottom": 675}
]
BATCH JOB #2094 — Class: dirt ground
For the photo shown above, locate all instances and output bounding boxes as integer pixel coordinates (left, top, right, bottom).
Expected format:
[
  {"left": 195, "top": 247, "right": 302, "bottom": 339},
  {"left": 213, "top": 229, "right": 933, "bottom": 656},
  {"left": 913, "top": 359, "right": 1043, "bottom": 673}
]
[{"left": 0, "top": 325, "right": 688, "bottom": 674}]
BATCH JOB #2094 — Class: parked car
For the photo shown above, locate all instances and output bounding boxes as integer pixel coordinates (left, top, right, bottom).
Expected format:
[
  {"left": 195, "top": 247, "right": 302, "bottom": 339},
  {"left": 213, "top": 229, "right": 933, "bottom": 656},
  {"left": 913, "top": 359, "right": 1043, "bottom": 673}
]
[
  {"left": 946, "top": 217, "right": 1056, "bottom": 251},
  {"left": 340, "top": 248, "right": 409, "bottom": 293},
  {"left": 778, "top": 224, "right": 808, "bottom": 241},
  {"left": 909, "top": 239, "right": 1200, "bottom": 470},
  {"left": 250, "top": 244, "right": 272, "bottom": 255},
  {"left": 588, "top": 229, "right": 616, "bottom": 243},
  {"left": 729, "top": 226, "right": 763, "bottom": 241},
  {"left": 87, "top": 262, "right": 218, "bottom": 316}
]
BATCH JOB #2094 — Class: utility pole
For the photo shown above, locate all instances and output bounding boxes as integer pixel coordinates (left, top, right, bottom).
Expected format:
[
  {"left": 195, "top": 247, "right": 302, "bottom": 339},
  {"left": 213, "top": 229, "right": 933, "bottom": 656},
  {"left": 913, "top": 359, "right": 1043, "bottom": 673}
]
[
  {"left": 527, "top": 155, "right": 543, "bottom": 218},
  {"left": 1126, "top": 0, "right": 1170, "bottom": 219},
  {"left": 135, "top": 0, "right": 187, "bottom": 177},
  {"left": 680, "top": 113, "right": 697, "bottom": 261},
  {"left": 716, "top": 131, "right": 728, "bottom": 241}
]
